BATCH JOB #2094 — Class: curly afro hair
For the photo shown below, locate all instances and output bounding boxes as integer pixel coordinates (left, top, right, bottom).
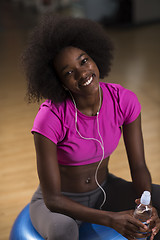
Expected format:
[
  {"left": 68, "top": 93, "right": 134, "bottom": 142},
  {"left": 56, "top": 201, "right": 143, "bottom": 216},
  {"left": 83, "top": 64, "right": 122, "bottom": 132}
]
[{"left": 22, "top": 14, "right": 114, "bottom": 103}]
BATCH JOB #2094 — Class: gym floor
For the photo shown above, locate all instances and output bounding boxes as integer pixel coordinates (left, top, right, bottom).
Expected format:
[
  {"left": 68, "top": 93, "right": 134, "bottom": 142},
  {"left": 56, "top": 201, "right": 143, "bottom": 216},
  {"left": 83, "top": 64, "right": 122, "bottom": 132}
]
[{"left": 0, "top": 1, "right": 160, "bottom": 239}]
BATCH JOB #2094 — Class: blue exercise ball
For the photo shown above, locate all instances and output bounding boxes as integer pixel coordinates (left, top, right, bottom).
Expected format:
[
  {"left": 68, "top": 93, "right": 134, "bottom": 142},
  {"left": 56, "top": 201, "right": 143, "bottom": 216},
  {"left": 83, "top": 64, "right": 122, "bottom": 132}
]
[
  {"left": 10, "top": 203, "right": 127, "bottom": 240},
  {"left": 79, "top": 222, "right": 127, "bottom": 240},
  {"left": 9, "top": 204, "right": 44, "bottom": 240}
]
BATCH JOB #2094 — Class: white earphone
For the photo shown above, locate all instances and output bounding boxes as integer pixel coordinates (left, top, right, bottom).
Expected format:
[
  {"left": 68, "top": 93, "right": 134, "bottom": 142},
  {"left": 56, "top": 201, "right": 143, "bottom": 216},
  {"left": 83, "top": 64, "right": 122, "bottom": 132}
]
[{"left": 69, "top": 86, "right": 106, "bottom": 209}]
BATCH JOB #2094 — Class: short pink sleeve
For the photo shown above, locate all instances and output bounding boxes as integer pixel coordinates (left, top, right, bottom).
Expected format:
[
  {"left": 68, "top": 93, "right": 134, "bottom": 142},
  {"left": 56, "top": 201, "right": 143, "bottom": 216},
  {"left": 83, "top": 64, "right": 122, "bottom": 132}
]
[
  {"left": 31, "top": 105, "right": 64, "bottom": 144},
  {"left": 118, "top": 85, "right": 141, "bottom": 125}
]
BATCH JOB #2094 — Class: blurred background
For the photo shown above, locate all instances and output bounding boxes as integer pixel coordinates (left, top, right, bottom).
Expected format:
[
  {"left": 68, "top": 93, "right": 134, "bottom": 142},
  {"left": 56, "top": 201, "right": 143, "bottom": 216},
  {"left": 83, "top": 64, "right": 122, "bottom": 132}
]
[{"left": 0, "top": 0, "right": 160, "bottom": 239}]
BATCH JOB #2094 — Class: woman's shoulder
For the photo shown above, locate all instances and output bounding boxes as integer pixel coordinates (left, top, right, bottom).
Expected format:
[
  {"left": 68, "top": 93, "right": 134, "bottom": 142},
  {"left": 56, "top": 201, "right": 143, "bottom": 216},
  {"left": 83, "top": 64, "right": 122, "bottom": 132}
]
[
  {"left": 41, "top": 99, "right": 64, "bottom": 111},
  {"left": 37, "top": 98, "right": 74, "bottom": 127},
  {"left": 100, "top": 82, "right": 141, "bottom": 125},
  {"left": 32, "top": 100, "right": 67, "bottom": 143},
  {"left": 100, "top": 81, "right": 126, "bottom": 92},
  {"left": 100, "top": 82, "right": 137, "bottom": 99},
  {"left": 39, "top": 99, "right": 67, "bottom": 118}
]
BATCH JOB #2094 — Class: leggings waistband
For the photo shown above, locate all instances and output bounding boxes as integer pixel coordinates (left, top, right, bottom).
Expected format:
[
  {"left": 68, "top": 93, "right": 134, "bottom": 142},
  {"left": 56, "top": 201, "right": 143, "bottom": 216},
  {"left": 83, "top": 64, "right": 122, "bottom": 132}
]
[
  {"left": 62, "top": 180, "right": 107, "bottom": 198},
  {"left": 31, "top": 180, "right": 107, "bottom": 203}
]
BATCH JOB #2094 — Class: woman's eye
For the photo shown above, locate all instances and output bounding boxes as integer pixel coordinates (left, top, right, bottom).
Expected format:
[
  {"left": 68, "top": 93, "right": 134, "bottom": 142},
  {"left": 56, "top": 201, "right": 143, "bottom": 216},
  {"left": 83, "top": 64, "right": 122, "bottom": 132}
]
[
  {"left": 81, "top": 58, "right": 88, "bottom": 65},
  {"left": 65, "top": 70, "right": 73, "bottom": 77}
]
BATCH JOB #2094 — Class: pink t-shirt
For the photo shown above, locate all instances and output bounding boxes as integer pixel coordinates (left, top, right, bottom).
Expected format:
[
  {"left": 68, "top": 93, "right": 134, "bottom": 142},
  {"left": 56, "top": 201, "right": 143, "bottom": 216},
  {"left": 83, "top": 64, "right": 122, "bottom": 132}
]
[{"left": 31, "top": 82, "right": 141, "bottom": 166}]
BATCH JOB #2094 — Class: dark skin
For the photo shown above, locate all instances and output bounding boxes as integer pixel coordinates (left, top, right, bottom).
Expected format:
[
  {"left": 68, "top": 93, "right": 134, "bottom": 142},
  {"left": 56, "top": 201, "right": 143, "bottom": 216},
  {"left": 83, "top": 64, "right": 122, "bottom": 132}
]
[{"left": 33, "top": 46, "right": 160, "bottom": 239}]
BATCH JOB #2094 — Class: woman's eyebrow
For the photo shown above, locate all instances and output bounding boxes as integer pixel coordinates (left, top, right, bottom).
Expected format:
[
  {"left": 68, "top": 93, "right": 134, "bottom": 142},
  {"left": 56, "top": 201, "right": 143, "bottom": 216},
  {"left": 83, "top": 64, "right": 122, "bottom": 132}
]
[
  {"left": 61, "top": 53, "right": 86, "bottom": 72},
  {"left": 76, "top": 53, "right": 85, "bottom": 60},
  {"left": 61, "top": 65, "right": 68, "bottom": 72}
]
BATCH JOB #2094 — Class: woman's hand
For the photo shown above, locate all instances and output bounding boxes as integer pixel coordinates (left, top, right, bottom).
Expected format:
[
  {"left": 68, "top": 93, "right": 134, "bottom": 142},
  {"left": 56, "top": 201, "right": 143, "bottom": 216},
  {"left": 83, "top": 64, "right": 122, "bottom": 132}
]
[
  {"left": 110, "top": 210, "right": 150, "bottom": 240},
  {"left": 135, "top": 199, "right": 160, "bottom": 239},
  {"left": 147, "top": 207, "right": 160, "bottom": 240}
]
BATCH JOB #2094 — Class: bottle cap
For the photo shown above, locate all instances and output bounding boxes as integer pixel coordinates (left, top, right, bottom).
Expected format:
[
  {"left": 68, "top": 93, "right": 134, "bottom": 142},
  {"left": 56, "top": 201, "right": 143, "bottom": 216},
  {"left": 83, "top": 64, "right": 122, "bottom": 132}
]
[{"left": 140, "top": 191, "right": 151, "bottom": 205}]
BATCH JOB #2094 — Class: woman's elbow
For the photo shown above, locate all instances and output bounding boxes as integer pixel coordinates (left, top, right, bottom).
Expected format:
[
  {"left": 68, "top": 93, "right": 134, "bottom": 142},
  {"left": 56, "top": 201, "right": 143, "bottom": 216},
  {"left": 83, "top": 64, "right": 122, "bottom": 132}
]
[{"left": 44, "top": 194, "right": 63, "bottom": 212}]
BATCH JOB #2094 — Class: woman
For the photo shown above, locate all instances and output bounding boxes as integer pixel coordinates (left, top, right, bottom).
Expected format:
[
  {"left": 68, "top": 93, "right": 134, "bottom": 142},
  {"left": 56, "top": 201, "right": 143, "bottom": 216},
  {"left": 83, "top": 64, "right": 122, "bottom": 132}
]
[{"left": 22, "top": 15, "right": 160, "bottom": 240}]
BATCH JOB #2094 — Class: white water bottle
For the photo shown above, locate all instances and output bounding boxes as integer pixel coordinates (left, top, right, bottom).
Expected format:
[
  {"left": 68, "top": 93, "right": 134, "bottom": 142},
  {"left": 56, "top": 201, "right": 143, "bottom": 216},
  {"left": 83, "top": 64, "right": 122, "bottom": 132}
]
[{"left": 134, "top": 191, "right": 152, "bottom": 240}]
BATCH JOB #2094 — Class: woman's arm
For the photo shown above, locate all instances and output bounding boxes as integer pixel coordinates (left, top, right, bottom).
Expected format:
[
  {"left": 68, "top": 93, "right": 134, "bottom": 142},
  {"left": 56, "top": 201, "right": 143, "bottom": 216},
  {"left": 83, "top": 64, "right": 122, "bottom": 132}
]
[
  {"left": 123, "top": 114, "right": 152, "bottom": 195},
  {"left": 123, "top": 114, "right": 160, "bottom": 238},
  {"left": 34, "top": 132, "right": 150, "bottom": 239},
  {"left": 34, "top": 132, "right": 111, "bottom": 225}
]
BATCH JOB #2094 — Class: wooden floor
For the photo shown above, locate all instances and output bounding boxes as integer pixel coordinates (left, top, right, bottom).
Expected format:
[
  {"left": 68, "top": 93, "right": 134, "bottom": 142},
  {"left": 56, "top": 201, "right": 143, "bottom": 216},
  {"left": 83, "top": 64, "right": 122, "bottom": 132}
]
[{"left": 0, "top": 1, "right": 160, "bottom": 239}]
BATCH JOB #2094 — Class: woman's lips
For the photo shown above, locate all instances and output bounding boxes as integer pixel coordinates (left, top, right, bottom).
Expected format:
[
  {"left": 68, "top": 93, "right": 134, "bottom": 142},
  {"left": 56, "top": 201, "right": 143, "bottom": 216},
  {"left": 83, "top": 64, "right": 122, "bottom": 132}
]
[
  {"left": 79, "top": 74, "right": 95, "bottom": 87},
  {"left": 83, "top": 76, "right": 93, "bottom": 86}
]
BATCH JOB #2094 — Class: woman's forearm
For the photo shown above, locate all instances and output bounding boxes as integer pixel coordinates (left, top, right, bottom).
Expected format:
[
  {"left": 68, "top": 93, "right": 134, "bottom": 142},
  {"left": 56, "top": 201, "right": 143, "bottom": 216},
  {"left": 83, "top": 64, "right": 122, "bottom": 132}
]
[
  {"left": 131, "top": 165, "right": 152, "bottom": 196},
  {"left": 45, "top": 193, "right": 113, "bottom": 227}
]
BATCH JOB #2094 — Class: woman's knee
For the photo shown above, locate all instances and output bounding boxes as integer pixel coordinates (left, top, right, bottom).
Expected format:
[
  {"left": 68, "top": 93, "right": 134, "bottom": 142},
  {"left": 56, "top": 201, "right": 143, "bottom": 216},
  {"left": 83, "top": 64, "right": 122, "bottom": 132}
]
[
  {"left": 30, "top": 200, "right": 79, "bottom": 240},
  {"left": 47, "top": 215, "right": 79, "bottom": 240}
]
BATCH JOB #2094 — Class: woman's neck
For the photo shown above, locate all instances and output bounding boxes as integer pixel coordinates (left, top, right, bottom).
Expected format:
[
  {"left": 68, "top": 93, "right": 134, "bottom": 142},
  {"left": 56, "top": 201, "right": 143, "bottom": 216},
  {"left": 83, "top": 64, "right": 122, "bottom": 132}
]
[{"left": 71, "top": 87, "right": 102, "bottom": 116}]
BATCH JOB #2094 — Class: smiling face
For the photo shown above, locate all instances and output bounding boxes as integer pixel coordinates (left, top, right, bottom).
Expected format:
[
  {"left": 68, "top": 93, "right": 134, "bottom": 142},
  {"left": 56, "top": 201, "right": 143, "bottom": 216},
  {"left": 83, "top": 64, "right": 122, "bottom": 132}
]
[{"left": 53, "top": 46, "right": 100, "bottom": 98}]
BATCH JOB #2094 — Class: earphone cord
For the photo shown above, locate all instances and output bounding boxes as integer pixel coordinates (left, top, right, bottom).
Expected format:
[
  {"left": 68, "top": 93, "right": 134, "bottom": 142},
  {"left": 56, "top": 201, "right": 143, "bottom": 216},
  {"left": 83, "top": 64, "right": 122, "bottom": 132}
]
[
  {"left": 95, "top": 112, "right": 106, "bottom": 209},
  {"left": 70, "top": 88, "right": 107, "bottom": 210}
]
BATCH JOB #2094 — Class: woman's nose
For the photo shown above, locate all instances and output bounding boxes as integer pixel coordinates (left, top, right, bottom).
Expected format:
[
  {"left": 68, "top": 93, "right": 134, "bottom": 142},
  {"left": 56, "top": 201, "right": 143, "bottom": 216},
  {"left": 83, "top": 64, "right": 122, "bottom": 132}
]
[{"left": 75, "top": 68, "right": 88, "bottom": 80}]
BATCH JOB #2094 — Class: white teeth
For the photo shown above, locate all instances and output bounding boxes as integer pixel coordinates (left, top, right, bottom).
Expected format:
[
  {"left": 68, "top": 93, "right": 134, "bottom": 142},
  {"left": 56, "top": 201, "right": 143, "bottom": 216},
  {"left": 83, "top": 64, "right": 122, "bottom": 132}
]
[{"left": 83, "top": 76, "right": 93, "bottom": 86}]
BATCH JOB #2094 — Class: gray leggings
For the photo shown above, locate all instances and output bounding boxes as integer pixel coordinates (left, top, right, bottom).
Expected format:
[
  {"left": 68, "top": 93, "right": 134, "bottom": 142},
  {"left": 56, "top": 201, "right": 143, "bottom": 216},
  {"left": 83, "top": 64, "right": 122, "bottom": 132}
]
[{"left": 30, "top": 174, "right": 160, "bottom": 240}]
